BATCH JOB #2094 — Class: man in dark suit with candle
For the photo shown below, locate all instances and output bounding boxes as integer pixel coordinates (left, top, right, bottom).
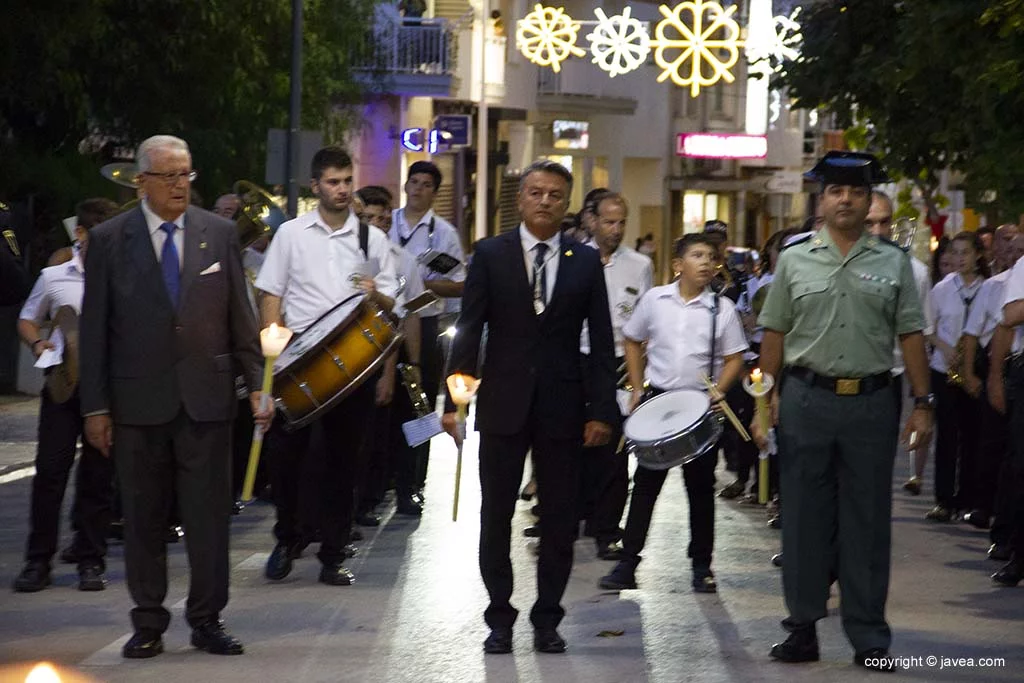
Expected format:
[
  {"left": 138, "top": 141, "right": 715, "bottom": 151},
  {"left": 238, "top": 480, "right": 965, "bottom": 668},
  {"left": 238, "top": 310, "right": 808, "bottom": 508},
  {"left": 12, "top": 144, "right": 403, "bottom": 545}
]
[
  {"left": 80, "top": 135, "right": 271, "bottom": 659},
  {"left": 442, "top": 159, "right": 618, "bottom": 655}
]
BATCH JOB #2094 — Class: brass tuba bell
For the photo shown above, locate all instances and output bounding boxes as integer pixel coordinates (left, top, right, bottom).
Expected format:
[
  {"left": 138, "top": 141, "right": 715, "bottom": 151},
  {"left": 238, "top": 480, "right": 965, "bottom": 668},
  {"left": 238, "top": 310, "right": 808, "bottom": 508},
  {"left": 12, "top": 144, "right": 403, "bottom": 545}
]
[
  {"left": 234, "top": 181, "right": 288, "bottom": 248},
  {"left": 890, "top": 217, "right": 918, "bottom": 251}
]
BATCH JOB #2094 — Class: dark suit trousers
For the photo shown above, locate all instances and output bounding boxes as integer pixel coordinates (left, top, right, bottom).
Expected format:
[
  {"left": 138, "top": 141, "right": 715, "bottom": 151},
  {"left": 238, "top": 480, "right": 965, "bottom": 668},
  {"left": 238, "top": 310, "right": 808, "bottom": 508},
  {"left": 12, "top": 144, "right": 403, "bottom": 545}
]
[
  {"left": 620, "top": 450, "right": 717, "bottom": 570},
  {"left": 26, "top": 388, "right": 113, "bottom": 567},
  {"left": 115, "top": 410, "right": 232, "bottom": 633},
  {"left": 932, "top": 370, "right": 981, "bottom": 510},
  {"left": 479, "top": 426, "right": 582, "bottom": 630},
  {"left": 389, "top": 369, "right": 419, "bottom": 498},
  {"left": 581, "top": 419, "right": 626, "bottom": 543},
  {"left": 267, "top": 380, "right": 374, "bottom": 564}
]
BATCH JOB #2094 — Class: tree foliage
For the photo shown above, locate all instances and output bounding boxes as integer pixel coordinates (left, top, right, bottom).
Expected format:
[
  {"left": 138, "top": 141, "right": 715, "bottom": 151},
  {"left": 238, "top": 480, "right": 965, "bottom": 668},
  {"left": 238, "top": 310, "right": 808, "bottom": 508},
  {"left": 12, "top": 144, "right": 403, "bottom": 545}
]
[
  {"left": 777, "top": 0, "right": 1024, "bottom": 219},
  {"left": 0, "top": 0, "right": 374, "bottom": 212}
]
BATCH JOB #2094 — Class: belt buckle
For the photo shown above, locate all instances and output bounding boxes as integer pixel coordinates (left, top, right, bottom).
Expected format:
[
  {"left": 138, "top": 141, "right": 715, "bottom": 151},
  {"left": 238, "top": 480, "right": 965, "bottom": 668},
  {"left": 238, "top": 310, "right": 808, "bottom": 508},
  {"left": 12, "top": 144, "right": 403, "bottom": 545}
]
[{"left": 835, "top": 378, "right": 860, "bottom": 396}]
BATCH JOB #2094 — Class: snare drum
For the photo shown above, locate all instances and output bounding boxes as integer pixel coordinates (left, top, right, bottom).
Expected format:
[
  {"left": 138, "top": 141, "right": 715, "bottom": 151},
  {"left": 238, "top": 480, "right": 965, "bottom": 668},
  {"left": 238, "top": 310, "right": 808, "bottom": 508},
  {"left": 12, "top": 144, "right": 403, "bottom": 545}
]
[
  {"left": 273, "top": 294, "right": 402, "bottom": 429},
  {"left": 623, "top": 389, "right": 723, "bottom": 470}
]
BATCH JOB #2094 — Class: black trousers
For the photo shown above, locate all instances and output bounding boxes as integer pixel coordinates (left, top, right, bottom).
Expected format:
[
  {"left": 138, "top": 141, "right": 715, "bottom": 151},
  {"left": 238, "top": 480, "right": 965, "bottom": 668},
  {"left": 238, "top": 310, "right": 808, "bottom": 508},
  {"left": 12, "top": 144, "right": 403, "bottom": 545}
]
[
  {"left": 26, "top": 388, "right": 113, "bottom": 567},
  {"left": 579, "top": 354, "right": 626, "bottom": 542},
  {"left": 115, "top": 410, "right": 232, "bottom": 633},
  {"left": 1006, "top": 363, "right": 1024, "bottom": 558},
  {"left": 932, "top": 370, "right": 981, "bottom": 510},
  {"left": 414, "top": 315, "right": 444, "bottom": 490},
  {"left": 723, "top": 380, "right": 758, "bottom": 487},
  {"left": 267, "top": 379, "right": 374, "bottom": 564},
  {"left": 479, "top": 425, "right": 582, "bottom": 630},
  {"left": 389, "top": 355, "right": 421, "bottom": 499},
  {"left": 974, "top": 387, "right": 1007, "bottom": 516},
  {"left": 620, "top": 448, "right": 717, "bottom": 570},
  {"left": 362, "top": 376, "right": 396, "bottom": 511}
]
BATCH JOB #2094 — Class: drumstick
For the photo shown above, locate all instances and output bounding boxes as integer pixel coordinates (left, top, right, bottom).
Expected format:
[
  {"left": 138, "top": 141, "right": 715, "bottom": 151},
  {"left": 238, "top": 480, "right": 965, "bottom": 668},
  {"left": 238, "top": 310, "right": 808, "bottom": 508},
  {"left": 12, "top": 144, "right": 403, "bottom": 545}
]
[{"left": 701, "top": 374, "right": 752, "bottom": 442}]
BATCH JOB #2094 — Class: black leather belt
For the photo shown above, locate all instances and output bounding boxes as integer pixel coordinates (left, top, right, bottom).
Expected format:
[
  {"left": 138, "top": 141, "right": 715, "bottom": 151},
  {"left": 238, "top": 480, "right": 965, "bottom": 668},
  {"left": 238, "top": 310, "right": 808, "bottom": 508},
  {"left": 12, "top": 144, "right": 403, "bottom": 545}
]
[{"left": 787, "top": 366, "right": 891, "bottom": 396}]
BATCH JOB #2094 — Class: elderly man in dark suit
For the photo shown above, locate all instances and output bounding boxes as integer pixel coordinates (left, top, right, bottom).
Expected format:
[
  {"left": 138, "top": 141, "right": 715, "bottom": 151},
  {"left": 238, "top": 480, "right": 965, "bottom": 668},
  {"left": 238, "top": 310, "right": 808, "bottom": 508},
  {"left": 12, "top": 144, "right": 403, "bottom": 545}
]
[
  {"left": 80, "top": 135, "right": 270, "bottom": 659},
  {"left": 443, "top": 159, "right": 618, "bottom": 655}
]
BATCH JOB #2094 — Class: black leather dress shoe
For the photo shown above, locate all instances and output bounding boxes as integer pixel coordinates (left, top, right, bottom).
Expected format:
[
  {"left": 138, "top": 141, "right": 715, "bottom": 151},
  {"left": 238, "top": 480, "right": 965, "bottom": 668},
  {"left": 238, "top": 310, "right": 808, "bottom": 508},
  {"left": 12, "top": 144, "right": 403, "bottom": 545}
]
[
  {"left": 769, "top": 628, "right": 819, "bottom": 663},
  {"left": 992, "top": 559, "right": 1023, "bottom": 587},
  {"left": 599, "top": 558, "right": 639, "bottom": 590},
  {"left": 166, "top": 525, "right": 184, "bottom": 543},
  {"left": 191, "top": 621, "right": 244, "bottom": 655},
  {"left": 123, "top": 630, "right": 164, "bottom": 659},
  {"left": 855, "top": 648, "right": 897, "bottom": 672},
  {"left": 767, "top": 515, "right": 781, "bottom": 530},
  {"left": 988, "top": 543, "right": 1012, "bottom": 561},
  {"left": 319, "top": 562, "right": 355, "bottom": 586},
  {"left": 13, "top": 562, "right": 51, "bottom": 592},
  {"left": 962, "top": 510, "right": 990, "bottom": 529},
  {"left": 396, "top": 496, "right": 423, "bottom": 516},
  {"left": 343, "top": 543, "right": 359, "bottom": 558},
  {"left": 771, "top": 553, "right": 783, "bottom": 567},
  {"left": 483, "top": 627, "right": 513, "bottom": 654},
  {"left": 355, "top": 511, "right": 381, "bottom": 527},
  {"left": 232, "top": 500, "right": 245, "bottom": 515},
  {"left": 533, "top": 627, "right": 567, "bottom": 653},
  {"left": 60, "top": 546, "right": 79, "bottom": 564},
  {"left": 266, "top": 542, "right": 296, "bottom": 581},
  {"left": 692, "top": 570, "right": 717, "bottom": 593},
  {"left": 78, "top": 563, "right": 106, "bottom": 591},
  {"left": 596, "top": 540, "right": 624, "bottom": 560}
]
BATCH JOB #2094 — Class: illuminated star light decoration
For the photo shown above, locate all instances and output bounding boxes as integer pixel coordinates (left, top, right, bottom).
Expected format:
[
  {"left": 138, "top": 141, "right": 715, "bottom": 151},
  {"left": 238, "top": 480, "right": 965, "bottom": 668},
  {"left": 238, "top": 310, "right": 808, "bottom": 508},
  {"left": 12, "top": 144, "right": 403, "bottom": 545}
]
[
  {"left": 516, "top": 4, "right": 586, "bottom": 73},
  {"left": 651, "top": 1, "right": 744, "bottom": 98},
  {"left": 587, "top": 8, "right": 651, "bottom": 78},
  {"left": 770, "top": 7, "right": 803, "bottom": 70}
]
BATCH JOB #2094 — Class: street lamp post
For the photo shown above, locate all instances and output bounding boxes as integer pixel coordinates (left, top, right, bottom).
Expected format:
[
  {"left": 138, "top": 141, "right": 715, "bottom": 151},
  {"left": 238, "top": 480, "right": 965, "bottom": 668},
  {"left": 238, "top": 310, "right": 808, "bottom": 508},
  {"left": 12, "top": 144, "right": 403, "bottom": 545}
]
[{"left": 286, "top": 0, "right": 303, "bottom": 218}]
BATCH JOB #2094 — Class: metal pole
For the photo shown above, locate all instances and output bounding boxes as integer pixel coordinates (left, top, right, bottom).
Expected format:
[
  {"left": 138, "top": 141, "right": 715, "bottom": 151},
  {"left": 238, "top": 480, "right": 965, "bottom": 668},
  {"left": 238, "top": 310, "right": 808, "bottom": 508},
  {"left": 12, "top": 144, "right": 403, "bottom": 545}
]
[
  {"left": 474, "top": 0, "right": 490, "bottom": 242},
  {"left": 286, "top": 0, "right": 303, "bottom": 217}
]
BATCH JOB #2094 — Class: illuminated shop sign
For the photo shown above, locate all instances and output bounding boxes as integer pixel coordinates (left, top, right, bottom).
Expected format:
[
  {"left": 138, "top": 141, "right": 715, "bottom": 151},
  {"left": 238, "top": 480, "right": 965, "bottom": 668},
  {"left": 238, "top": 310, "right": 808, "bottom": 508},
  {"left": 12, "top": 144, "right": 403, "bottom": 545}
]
[{"left": 676, "top": 133, "right": 768, "bottom": 159}]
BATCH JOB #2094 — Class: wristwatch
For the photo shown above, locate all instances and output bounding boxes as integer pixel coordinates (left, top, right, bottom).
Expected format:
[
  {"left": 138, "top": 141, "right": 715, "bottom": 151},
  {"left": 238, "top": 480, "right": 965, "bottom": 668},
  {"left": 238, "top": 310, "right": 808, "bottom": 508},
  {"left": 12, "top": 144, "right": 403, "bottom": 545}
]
[{"left": 913, "top": 393, "right": 936, "bottom": 410}]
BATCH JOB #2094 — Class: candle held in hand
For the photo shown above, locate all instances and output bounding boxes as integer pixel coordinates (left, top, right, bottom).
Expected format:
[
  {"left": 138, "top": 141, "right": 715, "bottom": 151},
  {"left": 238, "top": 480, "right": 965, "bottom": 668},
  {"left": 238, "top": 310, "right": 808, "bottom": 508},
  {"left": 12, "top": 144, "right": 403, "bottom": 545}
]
[{"left": 260, "top": 323, "right": 293, "bottom": 358}]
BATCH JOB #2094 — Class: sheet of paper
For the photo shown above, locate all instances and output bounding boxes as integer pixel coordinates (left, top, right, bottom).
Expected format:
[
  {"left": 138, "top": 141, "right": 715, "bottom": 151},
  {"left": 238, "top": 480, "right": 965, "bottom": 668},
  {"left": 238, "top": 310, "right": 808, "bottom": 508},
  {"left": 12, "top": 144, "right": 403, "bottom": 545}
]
[
  {"left": 616, "top": 389, "right": 633, "bottom": 416},
  {"left": 402, "top": 413, "right": 444, "bottom": 448},
  {"left": 34, "top": 328, "right": 64, "bottom": 369}
]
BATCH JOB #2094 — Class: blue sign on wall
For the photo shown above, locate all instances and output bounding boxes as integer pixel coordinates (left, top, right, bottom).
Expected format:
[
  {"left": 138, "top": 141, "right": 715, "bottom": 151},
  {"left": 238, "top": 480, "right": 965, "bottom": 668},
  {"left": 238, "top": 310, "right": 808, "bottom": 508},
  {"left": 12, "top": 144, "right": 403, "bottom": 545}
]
[{"left": 433, "top": 115, "right": 472, "bottom": 147}]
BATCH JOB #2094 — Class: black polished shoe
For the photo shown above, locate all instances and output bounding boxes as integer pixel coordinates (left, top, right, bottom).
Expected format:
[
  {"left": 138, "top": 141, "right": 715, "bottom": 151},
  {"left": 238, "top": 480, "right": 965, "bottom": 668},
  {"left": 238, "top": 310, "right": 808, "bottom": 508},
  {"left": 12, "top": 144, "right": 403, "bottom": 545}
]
[
  {"left": 855, "top": 648, "right": 897, "bottom": 672},
  {"left": 963, "top": 510, "right": 991, "bottom": 530},
  {"left": 60, "top": 546, "right": 79, "bottom": 564},
  {"left": 123, "top": 629, "right": 164, "bottom": 658},
  {"left": 988, "top": 543, "right": 1012, "bottom": 561},
  {"left": 769, "top": 627, "right": 819, "bottom": 663},
  {"left": 523, "top": 524, "right": 541, "bottom": 538},
  {"left": 166, "top": 525, "right": 184, "bottom": 543},
  {"left": 599, "top": 557, "right": 639, "bottom": 590},
  {"left": 343, "top": 543, "right": 359, "bottom": 558},
  {"left": 355, "top": 511, "right": 381, "bottom": 527},
  {"left": 12, "top": 562, "right": 51, "bottom": 593},
  {"left": 992, "top": 559, "right": 1023, "bottom": 587},
  {"left": 232, "top": 500, "right": 245, "bottom": 515},
  {"left": 483, "top": 627, "right": 513, "bottom": 654},
  {"left": 596, "top": 540, "right": 624, "bottom": 561},
  {"left": 78, "top": 563, "right": 106, "bottom": 591},
  {"left": 767, "top": 515, "right": 781, "bottom": 530},
  {"left": 319, "top": 561, "right": 355, "bottom": 586},
  {"left": 925, "top": 505, "right": 952, "bottom": 522},
  {"left": 533, "top": 627, "right": 567, "bottom": 654},
  {"left": 692, "top": 569, "right": 717, "bottom": 593},
  {"left": 191, "top": 621, "right": 244, "bottom": 655},
  {"left": 396, "top": 495, "right": 423, "bottom": 516},
  {"left": 718, "top": 480, "right": 745, "bottom": 499},
  {"left": 771, "top": 553, "right": 783, "bottom": 567},
  {"left": 265, "top": 542, "right": 296, "bottom": 581}
]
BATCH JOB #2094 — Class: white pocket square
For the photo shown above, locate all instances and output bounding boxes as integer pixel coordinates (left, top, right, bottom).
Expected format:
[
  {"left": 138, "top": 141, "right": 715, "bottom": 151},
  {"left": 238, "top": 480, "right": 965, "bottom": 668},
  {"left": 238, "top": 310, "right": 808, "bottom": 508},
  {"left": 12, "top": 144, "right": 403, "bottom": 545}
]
[{"left": 199, "top": 262, "right": 222, "bottom": 275}]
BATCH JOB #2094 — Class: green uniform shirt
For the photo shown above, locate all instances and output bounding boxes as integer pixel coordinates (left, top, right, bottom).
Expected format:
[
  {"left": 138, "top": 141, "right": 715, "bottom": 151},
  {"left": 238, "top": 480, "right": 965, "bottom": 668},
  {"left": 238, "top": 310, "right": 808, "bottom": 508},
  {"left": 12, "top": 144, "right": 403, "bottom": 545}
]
[{"left": 758, "top": 228, "right": 925, "bottom": 377}]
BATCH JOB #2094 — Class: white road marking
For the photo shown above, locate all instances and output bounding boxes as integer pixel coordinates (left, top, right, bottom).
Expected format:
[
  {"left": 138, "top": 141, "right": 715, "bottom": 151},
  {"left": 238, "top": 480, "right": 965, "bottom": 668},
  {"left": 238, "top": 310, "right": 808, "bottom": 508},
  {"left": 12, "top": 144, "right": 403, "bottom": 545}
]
[{"left": 0, "top": 466, "right": 35, "bottom": 484}]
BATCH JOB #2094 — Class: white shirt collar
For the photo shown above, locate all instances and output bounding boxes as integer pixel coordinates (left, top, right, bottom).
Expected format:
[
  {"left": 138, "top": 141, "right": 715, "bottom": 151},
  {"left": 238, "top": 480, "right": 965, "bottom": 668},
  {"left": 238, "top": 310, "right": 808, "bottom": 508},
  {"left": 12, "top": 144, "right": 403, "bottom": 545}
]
[
  {"left": 141, "top": 199, "right": 185, "bottom": 235},
  {"left": 519, "top": 223, "right": 561, "bottom": 254},
  {"left": 658, "top": 283, "right": 715, "bottom": 308},
  {"left": 306, "top": 206, "right": 359, "bottom": 236},
  {"left": 397, "top": 207, "right": 435, "bottom": 239}
]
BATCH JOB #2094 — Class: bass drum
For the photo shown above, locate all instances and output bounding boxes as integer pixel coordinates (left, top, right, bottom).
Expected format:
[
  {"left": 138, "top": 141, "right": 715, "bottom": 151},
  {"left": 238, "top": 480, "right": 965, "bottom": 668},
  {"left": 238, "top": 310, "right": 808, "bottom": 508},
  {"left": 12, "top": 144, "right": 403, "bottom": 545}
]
[{"left": 623, "top": 389, "right": 723, "bottom": 470}]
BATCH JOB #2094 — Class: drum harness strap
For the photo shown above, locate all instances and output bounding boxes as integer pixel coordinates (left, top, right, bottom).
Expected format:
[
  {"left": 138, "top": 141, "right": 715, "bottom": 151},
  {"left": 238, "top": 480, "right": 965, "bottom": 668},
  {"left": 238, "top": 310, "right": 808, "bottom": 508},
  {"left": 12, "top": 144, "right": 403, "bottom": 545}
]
[
  {"left": 358, "top": 221, "right": 370, "bottom": 260},
  {"left": 398, "top": 216, "right": 434, "bottom": 249}
]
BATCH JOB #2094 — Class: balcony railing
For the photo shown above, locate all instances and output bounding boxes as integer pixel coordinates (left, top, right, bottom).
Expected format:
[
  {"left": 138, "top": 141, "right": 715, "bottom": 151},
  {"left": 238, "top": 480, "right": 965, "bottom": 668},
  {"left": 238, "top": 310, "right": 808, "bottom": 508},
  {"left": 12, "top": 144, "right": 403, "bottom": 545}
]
[{"left": 351, "top": 18, "right": 455, "bottom": 76}]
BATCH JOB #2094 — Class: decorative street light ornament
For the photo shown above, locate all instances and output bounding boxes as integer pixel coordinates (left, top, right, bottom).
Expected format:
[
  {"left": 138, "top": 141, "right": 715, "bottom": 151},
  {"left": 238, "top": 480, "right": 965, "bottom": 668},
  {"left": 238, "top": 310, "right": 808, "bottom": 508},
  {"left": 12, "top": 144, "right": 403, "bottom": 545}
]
[
  {"left": 676, "top": 133, "right": 768, "bottom": 159},
  {"left": 587, "top": 8, "right": 651, "bottom": 78},
  {"left": 651, "top": 1, "right": 743, "bottom": 97},
  {"left": 516, "top": 4, "right": 586, "bottom": 73}
]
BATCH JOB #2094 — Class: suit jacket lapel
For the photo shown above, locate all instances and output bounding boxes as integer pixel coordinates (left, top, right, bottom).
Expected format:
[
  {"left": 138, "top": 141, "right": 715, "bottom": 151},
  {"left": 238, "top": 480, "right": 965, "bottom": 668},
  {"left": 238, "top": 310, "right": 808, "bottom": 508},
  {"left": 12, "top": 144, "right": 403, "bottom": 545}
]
[
  {"left": 544, "top": 237, "right": 577, "bottom": 318},
  {"left": 502, "top": 230, "right": 537, "bottom": 322},
  {"left": 124, "top": 208, "right": 173, "bottom": 310},
  {"left": 178, "top": 208, "right": 206, "bottom": 306}
]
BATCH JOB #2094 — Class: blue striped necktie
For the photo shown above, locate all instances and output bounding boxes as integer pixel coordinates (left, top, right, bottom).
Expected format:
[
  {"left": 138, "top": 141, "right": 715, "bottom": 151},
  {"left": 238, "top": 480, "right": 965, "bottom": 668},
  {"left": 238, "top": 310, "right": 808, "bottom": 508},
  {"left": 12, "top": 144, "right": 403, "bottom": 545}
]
[{"left": 160, "top": 222, "right": 180, "bottom": 308}]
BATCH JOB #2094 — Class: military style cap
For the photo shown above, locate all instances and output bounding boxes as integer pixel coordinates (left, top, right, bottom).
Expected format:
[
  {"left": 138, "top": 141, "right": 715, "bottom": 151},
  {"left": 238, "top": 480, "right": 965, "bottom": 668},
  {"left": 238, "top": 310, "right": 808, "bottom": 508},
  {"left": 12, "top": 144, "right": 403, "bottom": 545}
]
[{"left": 803, "top": 151, "right": 890, "bottom": 187}]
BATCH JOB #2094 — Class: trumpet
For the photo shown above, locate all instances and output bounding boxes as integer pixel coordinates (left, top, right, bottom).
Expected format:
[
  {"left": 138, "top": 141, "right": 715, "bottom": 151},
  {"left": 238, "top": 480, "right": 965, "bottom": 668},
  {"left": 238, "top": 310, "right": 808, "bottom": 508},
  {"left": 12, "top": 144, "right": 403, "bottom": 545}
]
[
  {"left": 947, "top": 338, "right": 966, "bottom": 387},
  {"left": 398, "top": 363, "right": 432, "bottom": 418}
]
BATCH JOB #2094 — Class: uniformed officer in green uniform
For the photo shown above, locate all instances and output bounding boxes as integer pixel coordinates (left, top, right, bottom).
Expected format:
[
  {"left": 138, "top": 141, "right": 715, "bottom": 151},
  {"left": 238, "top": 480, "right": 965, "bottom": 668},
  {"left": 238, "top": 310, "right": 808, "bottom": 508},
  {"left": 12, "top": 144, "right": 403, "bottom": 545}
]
[{"left": 753, "top": 152, "right": 934, "bottom": 672}]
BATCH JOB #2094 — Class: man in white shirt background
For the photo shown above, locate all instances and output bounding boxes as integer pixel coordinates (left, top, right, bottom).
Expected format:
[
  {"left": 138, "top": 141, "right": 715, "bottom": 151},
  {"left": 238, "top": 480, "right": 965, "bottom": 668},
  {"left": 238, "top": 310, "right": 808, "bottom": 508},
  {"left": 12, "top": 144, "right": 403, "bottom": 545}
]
[
  {"left": 13, "top": 198, "right": 119, "bottom": 594},
  {"left": 389, "top": 161, "right": 465, "bottom": 514}
]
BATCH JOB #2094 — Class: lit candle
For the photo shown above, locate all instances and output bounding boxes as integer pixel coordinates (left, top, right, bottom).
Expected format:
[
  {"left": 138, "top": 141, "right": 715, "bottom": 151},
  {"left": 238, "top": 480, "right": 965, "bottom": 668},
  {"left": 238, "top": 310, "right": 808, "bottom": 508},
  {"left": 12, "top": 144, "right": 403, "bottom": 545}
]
[
  {"left": 743, "top": 368, "right": 775, "bottom": 505},
  {"left": 260, "top": 323, "right": 292, "bottom": 358},
  {"left": 751, "top": 368, "right": 764, "bottom": 393},
  {"left": 445, "top": 373, "right": 481, "bottom": 522}
]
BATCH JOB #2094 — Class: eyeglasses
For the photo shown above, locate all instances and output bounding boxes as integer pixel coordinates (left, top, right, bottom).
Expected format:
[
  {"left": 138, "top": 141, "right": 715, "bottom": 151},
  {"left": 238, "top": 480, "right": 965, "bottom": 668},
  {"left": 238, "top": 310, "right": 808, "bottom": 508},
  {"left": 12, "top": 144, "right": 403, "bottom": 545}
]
[{"left": 142, "top": 170, "right": 198, "bottom": 186}]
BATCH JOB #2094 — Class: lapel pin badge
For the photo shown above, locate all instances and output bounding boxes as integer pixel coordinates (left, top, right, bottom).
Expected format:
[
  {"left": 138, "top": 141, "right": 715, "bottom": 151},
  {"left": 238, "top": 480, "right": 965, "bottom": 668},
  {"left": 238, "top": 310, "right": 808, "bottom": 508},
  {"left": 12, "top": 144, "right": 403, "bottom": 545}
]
[
  {"left": 200, "top": 241, "right": 208, "bottom": 249},
  {"left": 565, "top": 249, "right": 573, "bottom": 257}
]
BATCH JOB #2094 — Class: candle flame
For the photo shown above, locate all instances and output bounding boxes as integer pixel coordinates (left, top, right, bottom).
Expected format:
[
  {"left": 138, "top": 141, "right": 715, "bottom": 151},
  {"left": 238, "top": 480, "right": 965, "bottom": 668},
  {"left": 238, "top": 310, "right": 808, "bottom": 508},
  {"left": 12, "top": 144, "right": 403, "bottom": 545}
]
[
  {"left": 268, "top": 322, "right": 279, "bottom": 337},
  {"left": 26, "top": 663, "right": 61, "bottom": 683},
  {"left": 751, "top": 368, "right": 763, "bottom": 383}
]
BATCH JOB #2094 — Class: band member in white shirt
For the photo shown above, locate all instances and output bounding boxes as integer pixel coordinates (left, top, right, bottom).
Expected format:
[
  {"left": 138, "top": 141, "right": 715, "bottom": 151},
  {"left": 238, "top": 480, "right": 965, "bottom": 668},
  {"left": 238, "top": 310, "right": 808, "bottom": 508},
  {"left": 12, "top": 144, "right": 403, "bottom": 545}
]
[
  {"left": 389, "top": 161, "right": 465, "bottom": 513},
  {"left": 256, "top": 146, "right": 400, "bottom": 586},
  {"left": 578, "top": 192, "right": 653, "bottom": 559},
  {"left": 927, "top": 232, "right": 989, "bottom": 522},
  {"left": 13, "top": 199, "right": 119, "bottom": 593},
  {"left": 600, "top": 233, "right": 747, "bottom": 594}
]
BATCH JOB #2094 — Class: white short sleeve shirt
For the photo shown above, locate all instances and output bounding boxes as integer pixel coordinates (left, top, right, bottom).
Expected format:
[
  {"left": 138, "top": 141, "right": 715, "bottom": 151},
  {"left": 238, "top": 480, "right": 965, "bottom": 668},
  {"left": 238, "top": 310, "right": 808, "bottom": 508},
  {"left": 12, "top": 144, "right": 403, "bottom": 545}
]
[
  {"left": 929, "top": 272, "right": 985, "bottom": 372},
  {"left": 580, "top": 244, "right": 653, "bottom": 357},
  {"left": 623, "top": 284, "right": 748, "bottom": 392},
  {"left": 389, "top": 208, "right": 466, "bottom": 318},
  {"left": 20, "top": 250, "right": 86, "bottom": 323}
]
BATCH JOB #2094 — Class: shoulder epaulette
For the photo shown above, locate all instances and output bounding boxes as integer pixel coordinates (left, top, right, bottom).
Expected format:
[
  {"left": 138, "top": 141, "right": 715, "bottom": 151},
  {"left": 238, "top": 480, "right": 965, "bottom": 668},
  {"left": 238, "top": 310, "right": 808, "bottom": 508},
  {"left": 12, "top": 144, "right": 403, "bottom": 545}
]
[
  {"left": 780, "top": 232, "right": 813, "bottom": 250},
  {"left": 2, "top": 230, "right": 20, "bottom": 257}
]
